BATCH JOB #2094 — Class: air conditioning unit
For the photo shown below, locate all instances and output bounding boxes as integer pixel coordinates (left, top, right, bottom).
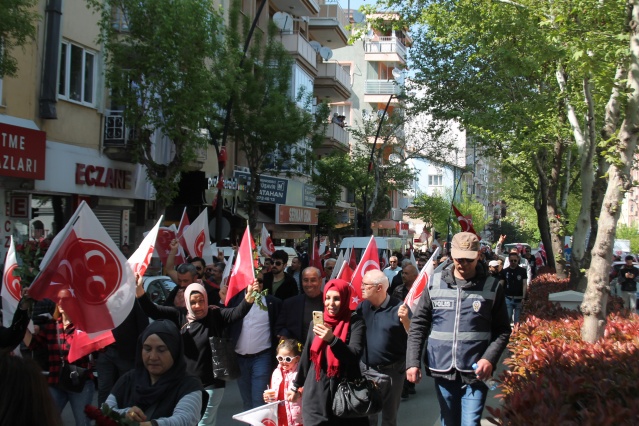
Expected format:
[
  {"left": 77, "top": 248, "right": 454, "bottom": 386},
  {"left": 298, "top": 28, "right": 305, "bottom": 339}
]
[{"left": 391, "top": 208, "right": 403, "bottom": 221}]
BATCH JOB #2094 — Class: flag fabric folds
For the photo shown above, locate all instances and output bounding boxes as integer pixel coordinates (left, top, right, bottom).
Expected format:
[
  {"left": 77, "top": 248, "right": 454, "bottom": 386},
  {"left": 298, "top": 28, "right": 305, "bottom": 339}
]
[
  {"left": 232, "top": 401, "right": 279, "bottom": 426},
  {"left": 67, "top": 329, "right": 115, "bottom": 363},
  {"left": 404, "top": 247, "right": 440, "bottom": 312},
  {"left": 28, "top": 201, "right": 136, "bottom": 334},
  {"left": 1, "top": 236, "right": 21, "bottom": 330},
  {"left": 225, "top": 226, "right": 255, "bottom": 305},
  {"left": 348, "top": 236, "right": 380, "bottom": 310},
  {"left": 181, "top": 209, "right": 214, "bottom": 264},
  {"left": 259, "top": 224, "right": 275, "bottom": 257},
  {"left": 452, "top": 204, "right": 480, "bottom": 238},
  {"left": 127, "top": 216, "right": 163, "bottom": 277}
]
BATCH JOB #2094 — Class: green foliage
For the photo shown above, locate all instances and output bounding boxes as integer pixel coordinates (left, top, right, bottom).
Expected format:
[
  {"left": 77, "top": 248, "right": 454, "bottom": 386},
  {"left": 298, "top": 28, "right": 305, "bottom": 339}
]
[
  {"left": 89, "top": 0, "right": 231, "bottom": 208},
  {"left": 406, "top": 192, "right": 450, "bottom": 233},
  {"left": 312, "top": 153, "right": 353, "bottom": 233},
  {"left": 0, "top": 0, "right": 39, "bottom": 77},
  {"left": 616, "top": 223, "right": 639, "bottom": 253}
]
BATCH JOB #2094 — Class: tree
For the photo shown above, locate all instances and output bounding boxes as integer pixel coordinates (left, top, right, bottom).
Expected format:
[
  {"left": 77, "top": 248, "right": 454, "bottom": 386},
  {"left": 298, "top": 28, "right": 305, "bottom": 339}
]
[
  {"left": 221, "top": 3, "right": 329, "bottom": 232},
  {"left": 89, "top": 0, "right": 232, "bottom": 209},
  {"left": 0, "top": 0, "right": 39, "bottom": 77},
  {"left": 407, "top": 192, "right": 451, "bottom": 235},
  {"left": 312, "top": 153, "right": 353, "bottom": 240}
]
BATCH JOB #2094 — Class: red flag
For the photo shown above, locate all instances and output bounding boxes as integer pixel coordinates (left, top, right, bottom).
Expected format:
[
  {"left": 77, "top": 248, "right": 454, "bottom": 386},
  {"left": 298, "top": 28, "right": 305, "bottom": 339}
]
[
  {"left": 176, "top": 207, "right": 190, "bottom": 247},
  {"left": 128, "top": 216, "right": 163, "bottom": 277},
  {"left": 405, "top": 247, "right": 440, "bottom": 311},
  {"left": 348, "top": 246, "right": 357, "bottom": 270},
  {"left": 259, "top": 224, "right": 275, "bottom": 257},
  {"left": 336, "top": 261, "right": 353, "bottom": 283},
  {"left": 452, "top": 204, "right": 480, "bottom": 238},
  {"left": 67, "top": 329, "right": 115, "bottom": 363},
  {"left": 154, "top": 226, "right": 184, "bottom": 266},
  {"left": 2, "top": 236, "right": 22, "bottom": 330},
  {"left": 225, "top": 226, "right": 255, "bottom": 305},
  {"left": 349, "top": 236, "right": 380, "bottom": 309},
  {"left": 28, "top": 202, "right": 136, "bottom": 334},
  {"left": 182, "top": 209, "right": 214, "bottom": 264}
]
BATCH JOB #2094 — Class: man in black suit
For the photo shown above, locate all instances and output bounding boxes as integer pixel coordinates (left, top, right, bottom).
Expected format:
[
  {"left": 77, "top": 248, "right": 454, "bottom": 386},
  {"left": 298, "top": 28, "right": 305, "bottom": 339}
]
[{"left": 275, "top": 267, "right": 323, "bottom": 344}]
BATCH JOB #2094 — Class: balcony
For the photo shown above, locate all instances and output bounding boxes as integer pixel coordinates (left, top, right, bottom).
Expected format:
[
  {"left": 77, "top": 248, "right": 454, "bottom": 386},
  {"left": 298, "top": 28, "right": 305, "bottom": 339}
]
[
  {"left": 316, "top": 122, "right": 349, "bottom": 155},
  {"left": 270, "top": 0, "right": 319, "bottom": 18},
  {"left": 364, "top": 80, "right": 402, "bottom": 104},
  {"left": 365, "top": 36, "right": 408, "bottom": 63},
  {"left": 308, "top": 0, "right": 349, "bottom": 49},
  {"left": 103, "top": 110, "right": 136, "bottom": 163},
  {"left": 280, "top": 33, "right": 317, "bottom": 76},
  {"left": 314, "top": 62, "right": 351, "bottom": 101}
]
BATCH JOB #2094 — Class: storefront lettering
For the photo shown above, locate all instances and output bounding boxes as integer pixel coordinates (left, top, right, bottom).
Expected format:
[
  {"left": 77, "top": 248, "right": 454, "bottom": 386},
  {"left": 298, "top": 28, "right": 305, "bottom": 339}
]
[
  {"left": 288, "top": 208, "right": 312, "bottom": 224},
  {"left": 0, "top": 123, "right": 46, "bottom": 180},
  {"left": 1, "top": 155, "right": 37, "bottom": 173},
  {"left": 1, "top": 132, "right": 26, "bottom": 150},
  {"left": 75, "top": 163, "right": 132, "bottom": 190}
]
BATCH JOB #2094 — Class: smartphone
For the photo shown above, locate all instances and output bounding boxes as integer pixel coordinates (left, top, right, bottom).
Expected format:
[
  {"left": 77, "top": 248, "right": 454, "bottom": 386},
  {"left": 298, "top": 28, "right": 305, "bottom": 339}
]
[{"left": 312, "top": 311, "right": 324, "bottom": 326}]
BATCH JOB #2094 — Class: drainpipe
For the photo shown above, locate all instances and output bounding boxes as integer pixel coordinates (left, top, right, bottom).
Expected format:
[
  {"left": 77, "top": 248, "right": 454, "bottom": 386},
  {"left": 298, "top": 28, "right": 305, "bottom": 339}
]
[{"left": 39, "top": 0, "right": 63, "bottom": 119}]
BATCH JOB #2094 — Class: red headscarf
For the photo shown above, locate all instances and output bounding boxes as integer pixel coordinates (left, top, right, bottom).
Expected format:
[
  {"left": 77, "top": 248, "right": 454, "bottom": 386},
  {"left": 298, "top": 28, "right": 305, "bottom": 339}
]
[{"left": 310, "top": 279, "right": 352, "bottom": 380}]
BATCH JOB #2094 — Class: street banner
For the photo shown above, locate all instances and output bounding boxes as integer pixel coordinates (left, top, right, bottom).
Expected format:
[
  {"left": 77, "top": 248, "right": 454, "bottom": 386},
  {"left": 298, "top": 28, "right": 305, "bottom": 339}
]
[
  {"left": 259, "top": 223, "right": 275, "bottom": 257},
  {"left": 349, "top": 235, "right": 379, "bottom": 309},
  {"left": 225, "top": 225, "right": 255, "bottom": 305},
  {"left": 452, "top": 204, "right": 480, "bottom": 238},
  {"left": 128, "top": 216, "right": 162, "bottom": 277},
  {"left": 232, "top": 401, "right": 279, "bottom": 426},
  {"left": 405, "top": 247, "right": 440, "bottom": 312},
  {"left": 181, "top": 209, "right": 214, "bottom": 264}
]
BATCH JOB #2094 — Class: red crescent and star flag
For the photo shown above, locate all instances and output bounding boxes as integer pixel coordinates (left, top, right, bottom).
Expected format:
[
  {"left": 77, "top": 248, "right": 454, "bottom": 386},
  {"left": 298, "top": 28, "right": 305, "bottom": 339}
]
[
  {"left": 225, "top": 225, "right": 255, "bottom": 305},
  {"left": 181, "top": 208, "right": 214, "bottom": 264},
  {"left": 348, "top": 235, "right": 380, "bottom": 310},
  {"left": 28, "top": 201, "right": 136, "bottom": 335},
  {"left": 404, "top": 247, "right": 440, "bottom": 312},
  {"left": 452, "top": 204, "right": 480, "bottom": 239},
  {"left": 1, "top": 236, "right": 21, "bottom": 331},
  {"left": 259, "top": 224, "right": 275, "bottom": 257},
  {"left": 127, "top": 216, "right": 163, "bottom": 277}
]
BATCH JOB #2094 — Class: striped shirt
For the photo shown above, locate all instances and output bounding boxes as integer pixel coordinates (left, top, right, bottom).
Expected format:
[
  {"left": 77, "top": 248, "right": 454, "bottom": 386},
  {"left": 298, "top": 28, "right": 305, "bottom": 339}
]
[{"left": 106, "top": 391, "right": 202, "bottom": 426}]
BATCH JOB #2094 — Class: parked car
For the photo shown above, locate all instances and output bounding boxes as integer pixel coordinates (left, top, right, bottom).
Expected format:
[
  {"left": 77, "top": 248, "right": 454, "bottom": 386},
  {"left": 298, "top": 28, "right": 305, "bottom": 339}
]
[{"left": 143, "top": 275, "right": 176, "bottom": 305}]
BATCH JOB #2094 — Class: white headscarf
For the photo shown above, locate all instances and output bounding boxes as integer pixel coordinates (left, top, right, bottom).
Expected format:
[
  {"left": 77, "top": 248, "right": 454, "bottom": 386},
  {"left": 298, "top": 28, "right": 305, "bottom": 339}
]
[{"left": 184, "top": 283, "right": 208, "bottom": 323}]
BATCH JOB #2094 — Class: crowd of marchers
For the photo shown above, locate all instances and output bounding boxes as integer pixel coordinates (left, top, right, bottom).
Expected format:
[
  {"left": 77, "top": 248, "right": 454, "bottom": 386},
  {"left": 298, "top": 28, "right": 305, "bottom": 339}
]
[{"left": 1, "top": 231, "right": 558, "bottom": 426}]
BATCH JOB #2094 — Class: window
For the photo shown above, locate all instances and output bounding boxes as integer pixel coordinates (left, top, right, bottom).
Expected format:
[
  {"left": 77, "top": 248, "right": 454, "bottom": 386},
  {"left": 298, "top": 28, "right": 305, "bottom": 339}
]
[
  {"left": 58, "top": 41, "right": 96, "bottom": 106},
  {"left": 428, "top": 174, "right": 443, "bottom": 186}
]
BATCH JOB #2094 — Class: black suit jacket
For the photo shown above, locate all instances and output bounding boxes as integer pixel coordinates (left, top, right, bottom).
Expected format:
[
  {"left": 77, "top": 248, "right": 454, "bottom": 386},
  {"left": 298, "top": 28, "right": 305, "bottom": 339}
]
[{"left": 274, "top": 294, "right": 323, "bottom": 343}]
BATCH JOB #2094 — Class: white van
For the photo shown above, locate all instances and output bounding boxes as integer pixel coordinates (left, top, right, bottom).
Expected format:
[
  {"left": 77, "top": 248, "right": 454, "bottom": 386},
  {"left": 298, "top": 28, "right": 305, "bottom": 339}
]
[{"left": 338, "top": 237, "right": 405, "bottom": 262}]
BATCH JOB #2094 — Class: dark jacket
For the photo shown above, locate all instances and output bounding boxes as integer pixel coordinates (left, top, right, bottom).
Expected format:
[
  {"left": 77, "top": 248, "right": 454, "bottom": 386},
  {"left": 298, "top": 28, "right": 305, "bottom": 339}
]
[
  {"left": 0, "top": 307, "right": 29, "bottom": 352},
  {"left": 406, "top": 263, "right": 511, "bottom": 384},
  {"left": 263, "top": 272, "right": 299, "bottom": 301},
  {"left": 109, "top": 300, "right": 149, "bottom": 361},
  {"left": 275, "top": 293, "right": 324, "bottom": 344}
]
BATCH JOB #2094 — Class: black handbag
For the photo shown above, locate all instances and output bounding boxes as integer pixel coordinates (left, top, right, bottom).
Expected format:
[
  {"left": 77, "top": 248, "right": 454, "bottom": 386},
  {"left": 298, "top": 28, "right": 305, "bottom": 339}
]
[
  {"left": 56, "top": 327, "right": 90, "bottom": 393},
  {"left": 209, "top": 335, "right": 240, "bottom": 381},
  {"left": 332, "top": 377, "right": 383, "bottom": 418}
]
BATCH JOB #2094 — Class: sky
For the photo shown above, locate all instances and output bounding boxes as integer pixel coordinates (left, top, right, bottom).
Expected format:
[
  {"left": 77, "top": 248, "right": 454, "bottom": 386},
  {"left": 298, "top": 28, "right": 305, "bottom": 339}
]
[{"left": 339, "top": 0, "right": 369, "bottom": 11}]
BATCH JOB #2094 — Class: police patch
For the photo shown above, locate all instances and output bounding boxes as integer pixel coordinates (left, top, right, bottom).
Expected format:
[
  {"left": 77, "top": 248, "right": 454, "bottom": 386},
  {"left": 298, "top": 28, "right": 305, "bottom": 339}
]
[
  {"left": 432, "top": 300, "right": 454, "bottom": 310},
  {"left": 472, "top": 300, "right": 481, "bottom": 312}
]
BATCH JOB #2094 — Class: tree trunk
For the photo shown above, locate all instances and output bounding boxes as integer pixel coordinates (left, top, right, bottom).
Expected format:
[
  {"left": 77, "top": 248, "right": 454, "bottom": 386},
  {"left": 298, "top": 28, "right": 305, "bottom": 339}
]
[
  {"left": 547, "top": 138, "right": 567, "bottom": 277},
  {"left": 531, "top": 149, "right": 558, "bottom": 271},
  {"left": 582, "top": 2, "right": 639, "bottom": 342}
]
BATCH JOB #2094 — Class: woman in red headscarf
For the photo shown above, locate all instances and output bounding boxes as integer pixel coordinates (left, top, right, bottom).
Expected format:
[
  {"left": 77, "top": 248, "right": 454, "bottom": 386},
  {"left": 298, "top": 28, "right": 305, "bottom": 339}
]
[{"left": 286, "top": 279, "right": 367, "bottom": 426}]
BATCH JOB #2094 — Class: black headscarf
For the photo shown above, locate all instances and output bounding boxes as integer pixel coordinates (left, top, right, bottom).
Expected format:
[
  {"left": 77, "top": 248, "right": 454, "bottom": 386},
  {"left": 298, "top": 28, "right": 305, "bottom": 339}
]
[{"left": 132, "top": 320, "right": 187, "bottom": 410}]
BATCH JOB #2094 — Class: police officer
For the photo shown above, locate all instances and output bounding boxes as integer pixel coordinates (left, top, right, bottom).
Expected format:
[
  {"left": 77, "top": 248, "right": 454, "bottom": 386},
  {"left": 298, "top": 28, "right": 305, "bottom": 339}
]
[
  {"left": 503, "top": 249, "right": 528, "bottom": 324},
  {"left": 405, "top": 232, "right": 511, "bottom": 426}
]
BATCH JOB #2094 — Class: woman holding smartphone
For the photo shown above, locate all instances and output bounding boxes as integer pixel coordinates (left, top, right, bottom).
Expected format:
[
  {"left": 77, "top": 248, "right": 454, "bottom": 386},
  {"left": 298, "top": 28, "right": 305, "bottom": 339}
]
[{"left": 286, "top": 279, "right": 368, "bottom": 426}]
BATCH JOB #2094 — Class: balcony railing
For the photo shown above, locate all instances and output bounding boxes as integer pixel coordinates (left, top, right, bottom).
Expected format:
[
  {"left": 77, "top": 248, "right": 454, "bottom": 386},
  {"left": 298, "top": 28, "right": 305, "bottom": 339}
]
[
  {"left": 365, "top": 36, "right": 407, "bottom": 61},
  {"left": 365, "top": 80, "right": 401, "bottom": 96},
  {"left": 104, "top": 110, "right": 127, "bottom": 147},
  {"left": 280, "top": 33, "right": 317, "bottom": 70},
  {"left": 317, "top": 0, "right": 349, "bottom": 29},
  {"left": 324, "top": 122, "right": 349, "bottom": 148},
  {"left": 317, "top": 62, "right": 350, "bottom": 89}
]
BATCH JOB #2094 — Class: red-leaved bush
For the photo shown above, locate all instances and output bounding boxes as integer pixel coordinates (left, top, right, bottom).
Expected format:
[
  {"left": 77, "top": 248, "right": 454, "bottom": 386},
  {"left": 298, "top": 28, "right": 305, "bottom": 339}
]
[{"left": 487, "top": 273, "right": 639, "bottom": 425}]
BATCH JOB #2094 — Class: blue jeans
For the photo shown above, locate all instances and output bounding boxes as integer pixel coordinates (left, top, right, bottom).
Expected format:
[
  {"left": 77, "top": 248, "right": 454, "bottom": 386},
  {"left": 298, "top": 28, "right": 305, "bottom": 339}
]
[
  {"left": 50, "top": 380, "right": 94, "bottom": 426},
  {"left": 505, "top": 297, "right": 522, "bottom": 324},
  {"left": 236, "top": 351, "right": 272, "bottom": 410},
  {"left": 200, "top": 386, "right": 225, "bottom": 426},
  {"left": 434, "top": 376, "right": 488, "bottom": 426}
]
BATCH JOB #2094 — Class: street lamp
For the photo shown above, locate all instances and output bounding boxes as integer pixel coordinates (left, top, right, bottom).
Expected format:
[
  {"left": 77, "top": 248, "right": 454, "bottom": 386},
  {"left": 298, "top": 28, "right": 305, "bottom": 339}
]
[{"left": 361, "top": 68, "right": 406, "bottom": 236}]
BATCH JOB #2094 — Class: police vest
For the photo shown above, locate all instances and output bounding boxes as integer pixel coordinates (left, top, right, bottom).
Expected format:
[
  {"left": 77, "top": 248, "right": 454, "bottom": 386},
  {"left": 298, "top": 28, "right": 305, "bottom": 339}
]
[{"left": 427, "top": 272, "right": 500, "bottom": 373}]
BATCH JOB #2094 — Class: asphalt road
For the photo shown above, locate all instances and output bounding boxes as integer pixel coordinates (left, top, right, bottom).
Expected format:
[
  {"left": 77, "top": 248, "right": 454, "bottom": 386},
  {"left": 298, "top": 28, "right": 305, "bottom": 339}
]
[{"left": 64, "top": 373, "right": 501, "bottom": 425}]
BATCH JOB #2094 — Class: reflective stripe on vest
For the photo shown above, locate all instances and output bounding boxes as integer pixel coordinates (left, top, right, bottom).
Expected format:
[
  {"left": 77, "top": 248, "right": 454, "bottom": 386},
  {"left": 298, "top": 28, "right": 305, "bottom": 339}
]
[{"left": 427, "top": 272, "right": 499, "bottom": 373}]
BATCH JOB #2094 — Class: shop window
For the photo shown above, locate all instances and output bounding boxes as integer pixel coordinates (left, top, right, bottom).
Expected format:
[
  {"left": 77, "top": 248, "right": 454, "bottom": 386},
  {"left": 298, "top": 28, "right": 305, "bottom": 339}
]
[{"left": 58, "top": 41, "right": 96, "bottom": 107}]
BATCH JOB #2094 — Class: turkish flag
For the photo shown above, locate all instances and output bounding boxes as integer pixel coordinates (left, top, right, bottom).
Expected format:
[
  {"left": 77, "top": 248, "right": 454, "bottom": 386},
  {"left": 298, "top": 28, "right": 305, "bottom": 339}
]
[
  {"left": 348, "top": 246, "right": 357, "bottom": 270},
  {"left": 154, "top": 226, "right": 185, "bottom": 266},
  {"left": 176, "top": 207, "right": 190, "bottom": 253},
  {"left": 259, "top": 224, "right": 275, "bottom": 257},
  {"left": 225, "top": 226, "right": 255, "bottom": 305},
  {"left": 181, "top": 209, "right": 214, "bottom": 264},
  {"left": 128, "top": 216, "right": 163, "bottom": 277},
  {"left": 349, "top": 236, "right": 379, "bottom": 310},
  {"left": 232, "top": 400, "right": 279, "bottom": 426},
  {"left": 67, "top": 329, "right": 115, "bottom": 363},
  {"left": 405, "top": 247, "right": 440, "bottom": 312},
  {"left": 28, "top": 201, "right": 136, "bottom": 334},
  {"left": 2, "top": 236, "right": 22, "bottom": 330},
  {"left": 452, "top": 204, "right": 480, "bottom": 238}
]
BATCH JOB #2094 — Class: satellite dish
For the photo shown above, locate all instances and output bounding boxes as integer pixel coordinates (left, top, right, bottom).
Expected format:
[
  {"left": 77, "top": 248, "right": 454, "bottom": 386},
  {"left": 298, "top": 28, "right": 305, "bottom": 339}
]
[
  {"left": 352, "top": 11, "right": 365, "bottom": 24},
  {"left": 319, "top": 46, "right": 333, "bottom": 61},
  {"left": 309, "top": 41, "right": 322, "bottom": 53},
  {"left": 273, "top": 11, "right": 293, "bottom": 32}
]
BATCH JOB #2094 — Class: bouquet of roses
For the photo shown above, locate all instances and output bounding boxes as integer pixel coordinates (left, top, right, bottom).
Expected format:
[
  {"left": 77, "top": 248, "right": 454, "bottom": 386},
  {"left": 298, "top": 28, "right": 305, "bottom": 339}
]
[
  {"left": 85, "top": 404, "right": 138, "bottom": 426},
  {"left": 13, "top": 238, "right": 51, "bottom": 287}
]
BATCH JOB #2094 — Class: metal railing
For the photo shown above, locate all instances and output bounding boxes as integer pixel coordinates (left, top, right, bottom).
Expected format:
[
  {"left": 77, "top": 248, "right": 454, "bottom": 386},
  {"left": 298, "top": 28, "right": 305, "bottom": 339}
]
[
  {"left": 317, "top": 0, "right": 349, "bottom": 29},
  {"left": 103, "top": 110, "right": 127, "bottom": 147},
  {"left": 317, "top": 62, "right": 351, "bottom": 89},
  {"left": 365, "top": 80, "right": 401, "bottom": 95},
  {"left": 365, "top": 37, "right": 407, "bottom": 61},
  {"left": 324, "top": 122, "right": 349, "bottom": 147}
]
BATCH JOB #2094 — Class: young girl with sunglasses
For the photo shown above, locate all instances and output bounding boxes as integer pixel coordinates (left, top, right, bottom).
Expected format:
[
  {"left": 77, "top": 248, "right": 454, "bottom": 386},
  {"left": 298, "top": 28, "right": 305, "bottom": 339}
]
[{"left": 263, "top": 338, "right": 303, "bottom": 425}]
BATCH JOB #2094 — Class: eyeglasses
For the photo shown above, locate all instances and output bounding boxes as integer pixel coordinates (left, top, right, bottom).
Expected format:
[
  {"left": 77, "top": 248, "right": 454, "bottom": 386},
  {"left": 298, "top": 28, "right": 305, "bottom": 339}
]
[
  {"left": 273, "top": 261, "right": 284, "bottom": 266},
  {"left": 454, "top": 258, "right": 475, "bottom": 264},
  {"left": 276, "top": 355, "right": 299, "bottom": 363}
]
